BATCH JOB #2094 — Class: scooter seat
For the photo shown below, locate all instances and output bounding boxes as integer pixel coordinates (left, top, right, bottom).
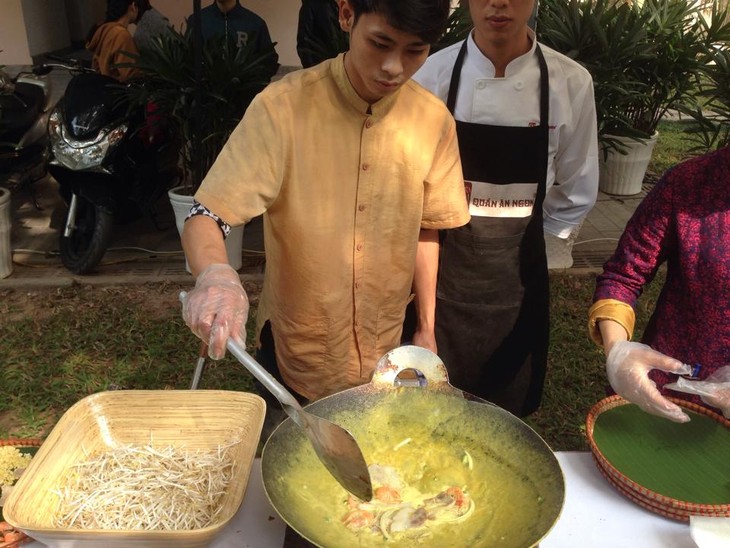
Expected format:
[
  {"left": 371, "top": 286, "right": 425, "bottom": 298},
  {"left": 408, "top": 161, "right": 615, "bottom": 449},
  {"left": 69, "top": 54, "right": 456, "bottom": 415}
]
[{"left": 0, "top": 82, "right": 44, "bottom": 143}]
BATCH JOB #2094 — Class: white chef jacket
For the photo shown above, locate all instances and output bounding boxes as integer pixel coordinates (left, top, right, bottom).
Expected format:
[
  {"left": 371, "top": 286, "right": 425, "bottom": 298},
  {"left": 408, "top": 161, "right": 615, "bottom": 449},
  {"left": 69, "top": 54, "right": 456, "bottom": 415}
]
[{"left": 414, "top": 31, "right": 599, "bottom": 238}]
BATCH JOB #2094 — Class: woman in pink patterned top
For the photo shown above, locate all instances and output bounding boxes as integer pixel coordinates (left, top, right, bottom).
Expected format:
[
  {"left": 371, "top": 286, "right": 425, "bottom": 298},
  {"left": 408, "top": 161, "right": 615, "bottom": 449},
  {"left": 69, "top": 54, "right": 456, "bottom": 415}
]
[{"left": 588, "top": 146, "right": 730, "bottom": 422}]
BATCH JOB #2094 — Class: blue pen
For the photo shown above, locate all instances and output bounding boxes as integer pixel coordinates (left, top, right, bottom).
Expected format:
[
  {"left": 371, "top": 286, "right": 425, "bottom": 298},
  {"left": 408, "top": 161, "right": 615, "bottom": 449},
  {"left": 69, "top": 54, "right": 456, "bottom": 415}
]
[{"left": 681, "top": 363, "right": 702, "bottom": 379}]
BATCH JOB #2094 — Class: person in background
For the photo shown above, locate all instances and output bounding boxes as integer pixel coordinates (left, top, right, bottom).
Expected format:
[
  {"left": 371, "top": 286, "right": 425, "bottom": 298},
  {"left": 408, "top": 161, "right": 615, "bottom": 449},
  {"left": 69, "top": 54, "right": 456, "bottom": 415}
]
[
  {"left": 409, "top": 0, "right": 599, "bottom": 416},
  {"left": 133, "top": 0, "right": 171, "bottom": 51},
  {"left": 180, "top": 0, "right": 469, "bottom": 410},
  {"left": 197, "top": 0, "right": 279, "bottom": 81},
  {"left": 589, "top": 145, "right": 730, "bottom": 422},
  {"left": 86, "top": 0, "right": 140, "bottom": 82},
  {"left": 297, "top": 0, "right": 344, "bottom": 68}
]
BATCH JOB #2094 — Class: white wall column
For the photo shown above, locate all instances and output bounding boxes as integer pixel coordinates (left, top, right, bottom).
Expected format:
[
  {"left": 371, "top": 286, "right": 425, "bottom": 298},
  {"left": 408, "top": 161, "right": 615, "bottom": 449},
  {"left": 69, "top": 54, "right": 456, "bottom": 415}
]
[{"left": 0, "top": 0, "right": 33, "bottom": 65}]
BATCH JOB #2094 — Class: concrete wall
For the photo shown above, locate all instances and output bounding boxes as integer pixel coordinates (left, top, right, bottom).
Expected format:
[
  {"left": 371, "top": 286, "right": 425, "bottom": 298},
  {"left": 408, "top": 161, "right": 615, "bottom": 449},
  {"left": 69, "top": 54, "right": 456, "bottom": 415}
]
[
  {"left": 65, "top": 0, "right": 106, "bottom": 44},
  {"left": 0, "top": 0, "right": 32, "bottom": 65},
  {"left": 21, "top": 0, "right": 72, "bottom": 57}
]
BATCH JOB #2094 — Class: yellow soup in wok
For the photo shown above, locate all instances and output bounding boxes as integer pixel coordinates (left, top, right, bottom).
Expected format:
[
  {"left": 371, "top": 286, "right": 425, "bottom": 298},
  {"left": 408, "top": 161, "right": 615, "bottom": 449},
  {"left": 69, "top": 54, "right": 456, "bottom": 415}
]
[{"left": 262, "top": 388, "right": 563, "bottom": 547}]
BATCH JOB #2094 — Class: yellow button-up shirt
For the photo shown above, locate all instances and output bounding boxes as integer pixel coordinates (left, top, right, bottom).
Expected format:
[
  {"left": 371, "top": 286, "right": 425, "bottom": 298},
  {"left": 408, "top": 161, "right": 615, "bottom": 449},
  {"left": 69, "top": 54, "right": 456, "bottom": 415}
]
[{"left": 196, "top": 54, "right": 470, "bottom": 399}]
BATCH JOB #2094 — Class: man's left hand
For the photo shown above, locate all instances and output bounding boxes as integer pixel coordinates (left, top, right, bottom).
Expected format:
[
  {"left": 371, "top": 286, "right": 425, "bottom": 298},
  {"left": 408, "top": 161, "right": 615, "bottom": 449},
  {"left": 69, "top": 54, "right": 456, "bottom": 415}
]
[{"left": 411, "top": 328, "right": 437, "bottom": 354}]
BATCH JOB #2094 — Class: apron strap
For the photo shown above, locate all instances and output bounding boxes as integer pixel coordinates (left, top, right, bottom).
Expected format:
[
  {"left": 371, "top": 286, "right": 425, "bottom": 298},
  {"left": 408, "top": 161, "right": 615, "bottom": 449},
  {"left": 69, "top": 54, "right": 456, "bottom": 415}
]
[
  {"left": 446, "top": 39, "right": 468, "bottom": 114},
  {"left": 535, "top": 45, "right": 548, "bottom": 129},
  {"left": 534, "top": 44, "right": 549, "bottom": 206},
  {"left": 447, "top": 38, "right": 549, "bottom": 128},
  {"left": 446, "top": 37, "right": 551, "bottom": 209}
]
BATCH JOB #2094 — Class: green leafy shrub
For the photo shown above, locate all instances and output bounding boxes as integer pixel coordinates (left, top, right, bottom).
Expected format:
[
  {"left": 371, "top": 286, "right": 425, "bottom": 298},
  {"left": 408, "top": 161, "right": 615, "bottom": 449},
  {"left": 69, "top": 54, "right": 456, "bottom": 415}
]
[
  {"left": 538, "top": 0, "right": 730, "bottom": 154},
  {"left": 124, "top": 27, "right": 278, "bottom": 193}
]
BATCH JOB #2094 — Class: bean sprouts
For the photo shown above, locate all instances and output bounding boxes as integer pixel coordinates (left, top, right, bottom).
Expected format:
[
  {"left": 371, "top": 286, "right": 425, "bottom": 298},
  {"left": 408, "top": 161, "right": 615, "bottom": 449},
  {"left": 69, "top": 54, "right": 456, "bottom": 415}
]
[
  {"left": 52, "top": 443, "right": 238, "bottom": 530},
  {"left": 393, "top": 438, "right": 412, "bottom": 451}
]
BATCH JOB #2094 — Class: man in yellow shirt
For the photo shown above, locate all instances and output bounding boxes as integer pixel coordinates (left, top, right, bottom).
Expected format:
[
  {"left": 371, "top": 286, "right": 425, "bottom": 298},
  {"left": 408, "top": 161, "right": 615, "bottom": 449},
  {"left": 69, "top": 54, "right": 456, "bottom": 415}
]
[{"left": 181, "top": 0, "right": 469, "bottom": 402}]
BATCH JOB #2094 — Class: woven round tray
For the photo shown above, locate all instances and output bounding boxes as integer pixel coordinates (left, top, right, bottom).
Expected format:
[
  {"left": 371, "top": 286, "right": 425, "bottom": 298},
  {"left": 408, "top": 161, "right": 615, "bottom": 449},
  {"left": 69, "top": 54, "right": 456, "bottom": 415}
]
[
  {"left": 586, "top": 395, "right": 730, "bottom": 520},
  {"left": 592, "top": 456, "right": 691, "bottom": 521},
  {"left": 0, "top": 440, "right": 43, "bottom": 450},
  {"left": 1, "top": 439, "right": 43, "bottom": 548}
]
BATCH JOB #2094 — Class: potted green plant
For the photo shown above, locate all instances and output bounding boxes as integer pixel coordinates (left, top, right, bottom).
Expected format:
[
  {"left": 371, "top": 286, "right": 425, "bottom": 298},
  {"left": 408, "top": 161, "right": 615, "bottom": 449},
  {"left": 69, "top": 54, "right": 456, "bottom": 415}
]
[
  {"left": 683, "top": 47, "right": 730, "bottom": 151},
  {"left": 124, "top": 25, "right": 277, "bottom": 269},
  {"left": 432, "top": 4, "right": 471, "bottom": 53},
  {"left": 538, "top": 0, "right": 730, "bottom": 195}
]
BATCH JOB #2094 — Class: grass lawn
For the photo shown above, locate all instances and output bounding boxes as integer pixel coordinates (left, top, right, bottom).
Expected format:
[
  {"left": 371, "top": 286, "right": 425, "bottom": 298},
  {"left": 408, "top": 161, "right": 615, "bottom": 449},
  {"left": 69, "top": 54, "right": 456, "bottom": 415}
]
[
  {"left": 649, "top": 119, "right": 701, "bottom": 176},
  {"left": 0, "top": 272, "right": 665, "bottom": 451},
  {"left": 527, "top": 270, "right": 664, "bottom": 451}
]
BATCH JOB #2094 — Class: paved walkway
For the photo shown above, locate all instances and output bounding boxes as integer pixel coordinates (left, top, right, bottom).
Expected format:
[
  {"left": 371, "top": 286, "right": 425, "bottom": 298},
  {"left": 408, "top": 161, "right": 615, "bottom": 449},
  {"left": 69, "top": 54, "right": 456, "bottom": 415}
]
[
  {"left": 1, "top": 175, "right": 265, "bottom": 287},
  {"left": 0, "top": 171, "right": 647, "bottom": 288}
]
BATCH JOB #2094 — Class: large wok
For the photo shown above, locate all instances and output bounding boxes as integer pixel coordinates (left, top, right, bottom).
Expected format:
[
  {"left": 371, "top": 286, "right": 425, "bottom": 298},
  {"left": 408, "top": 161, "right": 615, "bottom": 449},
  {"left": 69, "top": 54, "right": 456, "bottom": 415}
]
[{"left": 261, "top": 346, "right": 564, "bottom": 547}]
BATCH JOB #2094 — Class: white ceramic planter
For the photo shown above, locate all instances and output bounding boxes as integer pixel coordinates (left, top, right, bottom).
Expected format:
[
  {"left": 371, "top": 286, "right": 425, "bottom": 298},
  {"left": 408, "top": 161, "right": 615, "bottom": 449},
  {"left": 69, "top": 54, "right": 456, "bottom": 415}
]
[
  {"left": 168, "top": 186, "right": 244, "bottom": 272},
  {"left": 599, "top": 131, "right": 659, "bottom": 196},
  {"left": 0, "top": 187, "right": 13, "bottom": 278}
]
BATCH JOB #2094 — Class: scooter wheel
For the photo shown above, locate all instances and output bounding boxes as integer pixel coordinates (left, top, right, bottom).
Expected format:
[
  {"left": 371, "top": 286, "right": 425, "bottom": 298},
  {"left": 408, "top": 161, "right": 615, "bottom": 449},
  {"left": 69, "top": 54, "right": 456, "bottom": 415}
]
[{"left": 59, "top": 196, "right": 114, "bottom": 274}]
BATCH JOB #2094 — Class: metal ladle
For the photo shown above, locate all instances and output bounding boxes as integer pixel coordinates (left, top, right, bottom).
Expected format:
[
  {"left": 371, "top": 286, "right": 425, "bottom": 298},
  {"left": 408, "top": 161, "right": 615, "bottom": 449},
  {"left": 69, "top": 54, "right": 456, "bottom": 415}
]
[
  {"left": 179, "top": 291, "right": 372, "bottom": 499},
  {"left": 226, "top": 338, "right": 373, "bottom": 501}
]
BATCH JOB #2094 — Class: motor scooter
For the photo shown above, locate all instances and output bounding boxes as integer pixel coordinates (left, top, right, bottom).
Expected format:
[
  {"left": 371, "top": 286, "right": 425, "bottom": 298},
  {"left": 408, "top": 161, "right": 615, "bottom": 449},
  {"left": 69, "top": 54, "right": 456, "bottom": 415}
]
[
  {"left": 47, "top": 59, "right": 180, "bottom": 274},
  {"left": 0, "top": 63, "right": 54, "bottom": 193}
]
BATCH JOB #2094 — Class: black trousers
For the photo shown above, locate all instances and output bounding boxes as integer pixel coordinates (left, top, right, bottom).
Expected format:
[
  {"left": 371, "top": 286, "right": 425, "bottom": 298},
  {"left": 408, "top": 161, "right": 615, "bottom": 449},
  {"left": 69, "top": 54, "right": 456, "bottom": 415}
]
[{"left": 256, "top": 321, "right": 316, "bottom": 548}]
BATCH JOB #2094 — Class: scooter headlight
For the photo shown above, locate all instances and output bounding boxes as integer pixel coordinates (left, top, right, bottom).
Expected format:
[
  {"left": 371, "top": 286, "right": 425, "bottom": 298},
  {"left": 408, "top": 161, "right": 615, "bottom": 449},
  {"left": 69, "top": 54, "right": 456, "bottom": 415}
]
[
  {"left": 48, "top": 108, "right": 62, "bottom": 138},
  {"left": 50, "top": 122, "right": 128, "bottom": 172},
  {"left": 107, "top": 125, "right": 127, "bottom": 148}
]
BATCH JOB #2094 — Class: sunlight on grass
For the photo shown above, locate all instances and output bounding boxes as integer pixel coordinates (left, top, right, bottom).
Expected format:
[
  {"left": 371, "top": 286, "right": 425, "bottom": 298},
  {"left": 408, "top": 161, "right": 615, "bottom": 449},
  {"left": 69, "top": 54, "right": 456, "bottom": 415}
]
[
  {"left": 526, "top": 270, "right": 666, "bottom": 451},
  {"left": 649, "top": 119, "right": 700, "bottom": 177},
  {"left": 0, "top": 283, "right": 259, "bottom": 439},
  {"left": 0, "top": 273, "right": 666, "bottom": 450}
]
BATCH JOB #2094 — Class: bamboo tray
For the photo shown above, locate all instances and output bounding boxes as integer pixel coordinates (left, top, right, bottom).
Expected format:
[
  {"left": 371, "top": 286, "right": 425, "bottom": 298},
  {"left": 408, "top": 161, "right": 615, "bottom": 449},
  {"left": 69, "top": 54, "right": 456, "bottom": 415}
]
[
  {"left": 2, "top": 390, "right": 265, "bottom": 548},
  {"left": 586, "top": 395, "right": 730, "bottom": 522}
]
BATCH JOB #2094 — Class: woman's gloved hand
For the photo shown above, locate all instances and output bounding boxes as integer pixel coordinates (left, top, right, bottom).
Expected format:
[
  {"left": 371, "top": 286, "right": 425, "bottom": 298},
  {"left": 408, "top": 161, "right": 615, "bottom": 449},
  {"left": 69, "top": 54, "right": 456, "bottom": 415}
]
[
  {"left": 665, "top": 366, "right": 730, "bottom": 419},
  {"left": 606, "top": 341, "right": 693, "bottom": 423},
  {"left": 181, "top": 263, "right": 249, "bottom": 360}
]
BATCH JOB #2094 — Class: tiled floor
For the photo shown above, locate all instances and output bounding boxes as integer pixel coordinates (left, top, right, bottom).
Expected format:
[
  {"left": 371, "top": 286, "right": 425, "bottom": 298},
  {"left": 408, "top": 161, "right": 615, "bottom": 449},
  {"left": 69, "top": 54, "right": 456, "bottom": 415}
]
[{"left": 571, "top": 184, "right": 651, "bottom": 271}]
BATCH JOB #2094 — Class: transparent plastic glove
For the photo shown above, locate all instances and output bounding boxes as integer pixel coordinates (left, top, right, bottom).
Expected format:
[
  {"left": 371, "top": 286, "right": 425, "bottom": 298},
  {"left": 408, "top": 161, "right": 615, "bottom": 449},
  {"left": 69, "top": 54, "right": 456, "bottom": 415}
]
[
  {"left": 181, "top": 263, "right": 249, "bottom": 360},
  {"left": 665, "top": 366, "right": 730, "bottom": 419},
  {"left": 606, "top": 341, "right": 693, "bottom": 423}
]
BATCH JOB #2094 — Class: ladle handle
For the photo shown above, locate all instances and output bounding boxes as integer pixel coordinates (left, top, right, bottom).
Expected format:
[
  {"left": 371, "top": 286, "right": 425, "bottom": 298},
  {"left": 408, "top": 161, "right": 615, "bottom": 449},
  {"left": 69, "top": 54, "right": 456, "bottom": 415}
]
[
  {"left": 178, "top": 291, "right": 304, "bottom": 421},
  {"left": 225, "top": 338, "right": 303, "bottom": 412}
]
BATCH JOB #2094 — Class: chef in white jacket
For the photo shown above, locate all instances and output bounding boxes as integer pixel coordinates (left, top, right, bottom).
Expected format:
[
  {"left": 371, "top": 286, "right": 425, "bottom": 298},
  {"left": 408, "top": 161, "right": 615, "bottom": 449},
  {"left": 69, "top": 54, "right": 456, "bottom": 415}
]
[{"left": 409, "top": 0, "right": 598, "bottom": 416}]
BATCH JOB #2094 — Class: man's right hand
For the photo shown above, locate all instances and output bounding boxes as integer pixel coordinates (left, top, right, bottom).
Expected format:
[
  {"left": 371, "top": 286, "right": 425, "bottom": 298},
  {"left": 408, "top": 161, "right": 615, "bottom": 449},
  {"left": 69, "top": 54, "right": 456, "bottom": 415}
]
[{"left": 181, "top": 263, "right": 249, "bottom": 359}]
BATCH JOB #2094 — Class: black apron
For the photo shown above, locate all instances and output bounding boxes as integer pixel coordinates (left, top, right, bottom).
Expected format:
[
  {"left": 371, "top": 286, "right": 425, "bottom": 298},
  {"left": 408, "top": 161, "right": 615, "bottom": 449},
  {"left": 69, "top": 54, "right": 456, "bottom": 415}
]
[{"left": 436, "top": 41, "right": 550, "bottom": 417}]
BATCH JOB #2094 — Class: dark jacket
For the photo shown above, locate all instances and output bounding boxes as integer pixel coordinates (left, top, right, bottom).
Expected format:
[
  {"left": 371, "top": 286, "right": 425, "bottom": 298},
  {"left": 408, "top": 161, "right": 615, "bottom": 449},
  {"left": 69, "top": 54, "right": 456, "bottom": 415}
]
[
  {"left": 296, "top": 0, "right": 344, "bottom": 68},
  {"left": 199, "top": 1, "right": 279, "bottom": 79}
]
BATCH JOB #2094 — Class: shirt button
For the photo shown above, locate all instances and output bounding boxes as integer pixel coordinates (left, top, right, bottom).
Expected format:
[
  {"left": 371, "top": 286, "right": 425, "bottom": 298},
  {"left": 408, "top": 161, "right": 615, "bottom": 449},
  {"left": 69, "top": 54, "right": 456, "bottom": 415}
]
[
  {"left": 365, "top": 119, "right": 373, "bottom": 128},
  {"left": 362, "top": 163, "right": 369, "bottom": 171},
  {"left": 358, "top": 204, "right": 366, "bottom": 211},
  {"left": 476, "top": 81, "right": 486, "bottom": 90},
  {"left": 515, "top": 81, "right": 524, "bottom": 90},
  {"left": 354, "top": 282, "right": 360, "bottom": 289},
  {"left": 356, "top": 244, "right": 363, "bottom": 251}
]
